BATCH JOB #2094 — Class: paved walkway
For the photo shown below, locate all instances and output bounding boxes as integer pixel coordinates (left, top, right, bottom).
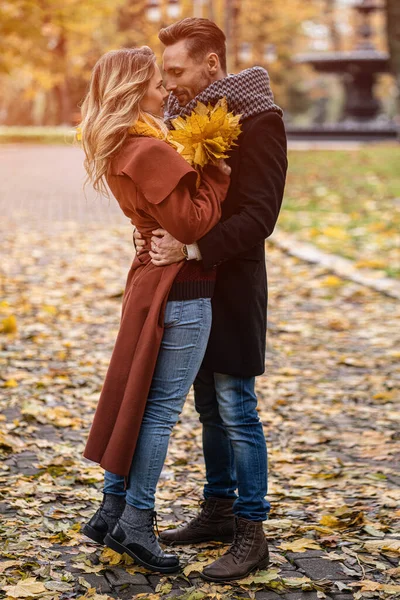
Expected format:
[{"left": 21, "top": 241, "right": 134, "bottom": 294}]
[
  {"left": 1, "top": 146, "right": 399, "bottom": 600},
  {"left": 0, "top": 144, "right": 126, "bottom": 227}
]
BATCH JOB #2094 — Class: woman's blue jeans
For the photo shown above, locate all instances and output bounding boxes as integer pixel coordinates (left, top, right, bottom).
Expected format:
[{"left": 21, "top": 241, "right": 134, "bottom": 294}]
[
  {"left": 103, "top": 298, "right": 212, "bottom": 509},
  {"left": 193, "top": 369, "right": 269, "bottom": 521}
]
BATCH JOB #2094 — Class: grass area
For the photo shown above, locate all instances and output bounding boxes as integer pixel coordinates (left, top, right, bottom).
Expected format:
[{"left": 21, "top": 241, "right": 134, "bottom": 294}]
[
  {"left": 0, "top": 126, "right": 75, "bottom": 144},
  {"left": 282, "top": 145, "right": 400, "bottom": 278}
]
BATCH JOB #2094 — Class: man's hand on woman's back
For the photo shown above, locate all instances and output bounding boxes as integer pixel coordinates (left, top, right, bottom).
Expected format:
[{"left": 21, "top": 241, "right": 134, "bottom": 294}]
[
  {"left": 149, "top": 229, "right": 185, "bottom": 266},
  {"left": 132, "top": 227, "right": 184, "bottom": 266}
]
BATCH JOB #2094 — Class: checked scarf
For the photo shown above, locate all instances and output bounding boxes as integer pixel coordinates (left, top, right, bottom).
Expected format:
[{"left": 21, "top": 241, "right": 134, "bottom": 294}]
[{"left": 165, "top": 66, "right": 283, "bottom": 125}]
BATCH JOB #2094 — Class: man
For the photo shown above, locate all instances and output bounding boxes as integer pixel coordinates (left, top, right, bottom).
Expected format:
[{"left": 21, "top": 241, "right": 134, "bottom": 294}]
[{"left": 135, "top": 18, "right": 287, "bottom": 582}]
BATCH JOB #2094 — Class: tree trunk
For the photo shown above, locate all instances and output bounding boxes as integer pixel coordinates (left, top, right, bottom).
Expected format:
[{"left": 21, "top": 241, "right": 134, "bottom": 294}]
[
  {"left": 54, "top": 81, "right": 72, "bottom": 125},
  {"left": 386, "top": 0, "right": 400, "bottom": 118},
  {"left": 324, "top": 0, "right": 341, "bottom": 51},
  {"left": 53, "top": 32, "right": 72, "bottom": 124}
]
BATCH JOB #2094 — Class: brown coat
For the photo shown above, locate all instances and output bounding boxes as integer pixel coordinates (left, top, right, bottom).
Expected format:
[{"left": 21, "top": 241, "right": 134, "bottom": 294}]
[{"left": 83, "top": 136, "right": 229, "bottom": 476}]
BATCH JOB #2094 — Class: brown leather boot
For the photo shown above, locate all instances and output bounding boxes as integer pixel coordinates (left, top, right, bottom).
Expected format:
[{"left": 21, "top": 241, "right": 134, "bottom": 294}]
[
  {"left": 158, "top": 497, "right": 235, "bottom": 546},
  {"left": 200, "top": 517, "right": 269, "bottom": 582}
]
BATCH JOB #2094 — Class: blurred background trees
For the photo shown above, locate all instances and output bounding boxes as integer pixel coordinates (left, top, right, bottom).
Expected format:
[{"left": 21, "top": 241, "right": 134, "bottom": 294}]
[
  {"left": 0, "top": 0, "right": 396, "bottom": 126},
  {"left": 386, "top": 0, "right": 400, "bottom": 117}
]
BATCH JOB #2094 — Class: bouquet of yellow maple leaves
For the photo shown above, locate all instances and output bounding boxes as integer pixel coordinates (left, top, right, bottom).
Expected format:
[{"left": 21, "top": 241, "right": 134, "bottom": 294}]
[
  {"left": 168, "top": 97, "right": 242, "bottom": 171},
  {"left": 77, "top": 97, "right": 241, "bottom": 178}
]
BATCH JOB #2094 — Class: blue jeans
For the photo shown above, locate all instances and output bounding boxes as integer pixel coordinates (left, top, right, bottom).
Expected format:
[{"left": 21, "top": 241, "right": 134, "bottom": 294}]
[
  {"left": 103, "top": 298, "right": 212, "bottom": 509},
  {"left": 194, "top": 368, "right": 269, "bottom": 521}
]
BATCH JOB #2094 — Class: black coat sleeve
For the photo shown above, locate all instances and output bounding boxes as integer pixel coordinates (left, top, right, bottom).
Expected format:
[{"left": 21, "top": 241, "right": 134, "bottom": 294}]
[{"left": 197, "top": 112, "right": 288, "bottom": 269}]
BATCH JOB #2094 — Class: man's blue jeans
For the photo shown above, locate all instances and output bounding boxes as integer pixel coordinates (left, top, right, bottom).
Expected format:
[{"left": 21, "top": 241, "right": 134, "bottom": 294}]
[
  {"left": 103, "top": 298, "right": 212, "bottom": 509},
  {"left": 194, "top": 368, "right": 269, "bottom": 521}
]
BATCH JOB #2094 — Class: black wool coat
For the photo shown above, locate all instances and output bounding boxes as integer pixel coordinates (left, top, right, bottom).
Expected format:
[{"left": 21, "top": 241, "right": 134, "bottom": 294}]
[{"left": 197, "top": 110, "right": 288, "bottom": 377}]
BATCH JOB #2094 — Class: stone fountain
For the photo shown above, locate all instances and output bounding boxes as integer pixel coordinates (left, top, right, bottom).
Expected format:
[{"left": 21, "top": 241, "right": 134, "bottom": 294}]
[{"left": 287, "top": 0, "right": 398, "bottom": 141}]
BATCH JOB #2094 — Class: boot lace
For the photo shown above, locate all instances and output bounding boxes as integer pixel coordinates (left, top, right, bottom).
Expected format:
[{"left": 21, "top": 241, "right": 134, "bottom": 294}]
[
  {"left": 143, "top": 511, "right": 159, "bottom": 543},
  {"left": 226, "top": 519, "right": 249, "bottom": 562},
  {"left": 188, "top": 500, "right": 212, "bottom": 529}
]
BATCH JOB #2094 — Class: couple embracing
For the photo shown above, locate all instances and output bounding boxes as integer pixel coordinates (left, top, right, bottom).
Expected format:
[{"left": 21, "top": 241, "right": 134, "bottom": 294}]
[{"left": 80, "top": 17, "right": 287, "bottom": 583}]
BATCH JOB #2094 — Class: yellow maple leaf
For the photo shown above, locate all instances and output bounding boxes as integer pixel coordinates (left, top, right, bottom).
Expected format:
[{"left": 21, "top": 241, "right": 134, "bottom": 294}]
[
  {"left": 322, "top": 226, "right": 349, "bottom": 240},
  {"left": 183, "top": 558, "right": 215, "bottom": 576},
  {"left": 168, "top": 97, "right": 242, "bottom": 171},
  {"left": 3, "top": 379, "right": 18, "bottom": 388},
  {"left": 320, "top": 515, "right": 340, "bottom": 528},
  {"left": 239, "top": 568, "right": 280, "bottom": 585},
  {"left": 320, "top": 275, "right": 344, "bottom": 288},
  {"left": 364, "top": 539, "right": 400, "bottom": 555},
  {"left": 1, "top": 315, "right": 17, "bottom": 334},
  {"left": 279, "top": 538, "right": 321, "bottom": 553},
  {"left": 351, "top": 580, "right": 400, "bottom": 594},
  {"left": 355, "top": 258, "right": 386, "bottom": 270},
  {"left": 99, "top": 546, "right": 133, "bottom": 566},
  {"left": 3, "top": 577, "right": 47, "bottom": 598},
  {"left": 0, "top": 560, "right": 19, "bottom": 573}
]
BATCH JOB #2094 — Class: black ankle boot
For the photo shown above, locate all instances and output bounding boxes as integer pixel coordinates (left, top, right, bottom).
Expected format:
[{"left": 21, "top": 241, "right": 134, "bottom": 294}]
[
  {"left": 82, "top": 493, "right": 125, "bottom": 545},
  {"left": 105, "top": 504, "right": 180, "bottom": 574}
]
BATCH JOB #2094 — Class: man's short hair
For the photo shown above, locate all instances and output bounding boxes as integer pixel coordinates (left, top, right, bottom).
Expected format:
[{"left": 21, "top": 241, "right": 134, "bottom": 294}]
[{"left": 159, "top": 18, "right": 227, "bottom": 73}]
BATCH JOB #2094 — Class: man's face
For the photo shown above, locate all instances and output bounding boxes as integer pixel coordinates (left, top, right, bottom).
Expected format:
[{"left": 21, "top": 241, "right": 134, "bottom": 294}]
[{"left": 162, "top": 39, "right": 214, "bottom": 106}]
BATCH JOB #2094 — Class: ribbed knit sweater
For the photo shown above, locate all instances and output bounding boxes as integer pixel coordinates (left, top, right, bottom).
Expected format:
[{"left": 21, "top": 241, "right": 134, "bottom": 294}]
[{"left": 168, "top": 261, "right": 216, "bottom": 301}]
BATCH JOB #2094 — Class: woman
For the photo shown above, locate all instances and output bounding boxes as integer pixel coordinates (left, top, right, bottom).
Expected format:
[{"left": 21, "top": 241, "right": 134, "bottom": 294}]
[{"left": 79, "top": 47, "right": 230, "bottom": 573}]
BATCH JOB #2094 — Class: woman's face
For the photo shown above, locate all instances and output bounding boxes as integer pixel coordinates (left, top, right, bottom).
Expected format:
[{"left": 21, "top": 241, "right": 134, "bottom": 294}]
[{"left": 140, "top": 64, "right": 169, "bottom": 117}]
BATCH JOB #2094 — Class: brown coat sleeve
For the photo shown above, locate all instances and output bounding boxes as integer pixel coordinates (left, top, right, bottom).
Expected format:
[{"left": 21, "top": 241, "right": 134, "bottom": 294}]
[
  {"left": 116, "top": 137, "right": 230, "bottom": 245},
  {"left": 118, "top": 137, "right": 198, "bottom": 203},
  {"left": 142, "top": 166, "right": 229, "bottom": 245}
]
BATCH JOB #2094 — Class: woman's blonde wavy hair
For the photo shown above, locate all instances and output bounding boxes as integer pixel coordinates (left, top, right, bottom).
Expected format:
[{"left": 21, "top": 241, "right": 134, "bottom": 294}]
[{"left": 80, "top": 46, "right": 168, "bottom": 197}]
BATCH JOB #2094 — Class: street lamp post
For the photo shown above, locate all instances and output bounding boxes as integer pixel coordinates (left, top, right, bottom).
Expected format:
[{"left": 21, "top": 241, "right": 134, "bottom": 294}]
[
  {"left": 238, "top": 42, "right": 252, "bottom": 64},
  {"left": 167, "top": 0, "right": 181, "bottom": 19},
  {"left": 264, "top": 44, "right": 277, "bottom": 64},
  {"left": 146, "top": 0, "right": 181, "bottom": 23},
  {"left": 146, "top": 0, "right": 161, "bottom": 23}
]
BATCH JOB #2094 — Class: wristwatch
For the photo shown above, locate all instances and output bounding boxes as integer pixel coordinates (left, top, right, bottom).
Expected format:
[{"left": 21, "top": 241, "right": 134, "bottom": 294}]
[{"left": 181, "top": 245, "right": 188, "bottom": 259}]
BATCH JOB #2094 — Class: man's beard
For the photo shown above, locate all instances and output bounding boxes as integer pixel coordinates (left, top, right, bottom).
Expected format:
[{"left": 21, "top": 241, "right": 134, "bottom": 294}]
[{"left": 177, "top": 71, "right": 214, "bottom": 106}]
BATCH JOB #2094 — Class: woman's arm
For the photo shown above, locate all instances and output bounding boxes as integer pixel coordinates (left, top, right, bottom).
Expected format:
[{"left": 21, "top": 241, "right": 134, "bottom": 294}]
[
  {"left": 139, "top": 113, "right": 287, "bottom": 267},
  {"left": 139, "top": 165, "right": 230, "bottom": 246},
  {"left": 117, "top": 138, "right": 229, "bottom": 246}
]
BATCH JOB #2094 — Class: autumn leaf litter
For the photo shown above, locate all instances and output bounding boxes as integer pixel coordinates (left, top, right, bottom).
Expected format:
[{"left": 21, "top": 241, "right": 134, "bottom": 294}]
[{"left": 0, "top": 221, "right": 399, "bottom": 600}]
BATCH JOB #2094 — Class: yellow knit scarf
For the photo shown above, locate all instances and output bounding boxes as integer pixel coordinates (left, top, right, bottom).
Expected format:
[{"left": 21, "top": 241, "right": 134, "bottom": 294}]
[{"left": 128, "top": 119, "right": 166, "bottom": 140}]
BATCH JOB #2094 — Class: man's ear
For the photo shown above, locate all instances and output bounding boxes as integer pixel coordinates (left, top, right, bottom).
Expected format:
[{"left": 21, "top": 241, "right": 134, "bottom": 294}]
[{"left": 207, "top": 52, "right": 219, "bottom": 75}]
